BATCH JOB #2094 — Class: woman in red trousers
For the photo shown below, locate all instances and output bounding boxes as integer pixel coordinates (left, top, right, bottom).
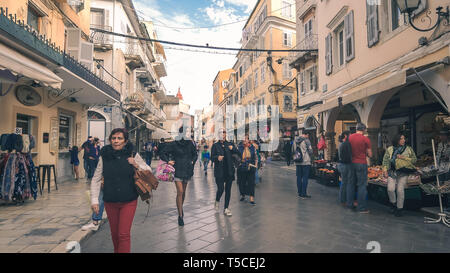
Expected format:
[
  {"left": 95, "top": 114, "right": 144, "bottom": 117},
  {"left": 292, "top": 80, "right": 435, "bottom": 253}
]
[{"left": 90, "top": 128, "right": 139, "bottom": 253}]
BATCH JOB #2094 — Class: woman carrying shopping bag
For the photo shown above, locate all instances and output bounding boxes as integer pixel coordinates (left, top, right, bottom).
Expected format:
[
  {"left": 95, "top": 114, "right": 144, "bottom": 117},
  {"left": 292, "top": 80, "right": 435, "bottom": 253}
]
[
  {"left": 238, "top": 135, "right": 257, "bottom": 205},
  {"left": 159, "top": 126, "right": 197, "bottom": 226},
  {"left": 382, "top": 134, "right": 417, "bottom": 217}
]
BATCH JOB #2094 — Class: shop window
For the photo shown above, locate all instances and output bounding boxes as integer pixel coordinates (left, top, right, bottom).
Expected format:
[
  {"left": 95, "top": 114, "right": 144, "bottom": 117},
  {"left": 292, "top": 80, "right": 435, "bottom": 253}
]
[
  {"left": 59, "top": 115, "right": 73, "bottom": 150},
  {"left": 16, "top": 114, "right": 34, "bottom": 135}
]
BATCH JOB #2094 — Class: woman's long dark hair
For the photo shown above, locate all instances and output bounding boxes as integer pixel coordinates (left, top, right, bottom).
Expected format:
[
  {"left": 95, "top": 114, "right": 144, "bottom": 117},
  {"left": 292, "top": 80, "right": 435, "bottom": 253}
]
[
  {"left": 392, "top": 134, "right": 404, "bottom": 147},
  {"left": 339, "top": 131, "right": 350, "bottom": 143}
]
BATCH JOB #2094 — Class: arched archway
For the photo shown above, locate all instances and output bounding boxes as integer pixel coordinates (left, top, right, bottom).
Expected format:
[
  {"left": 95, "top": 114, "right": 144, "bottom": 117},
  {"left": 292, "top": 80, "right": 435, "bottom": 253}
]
[{"left": 324, "top": 104, "right": 361, "bottom": 160}]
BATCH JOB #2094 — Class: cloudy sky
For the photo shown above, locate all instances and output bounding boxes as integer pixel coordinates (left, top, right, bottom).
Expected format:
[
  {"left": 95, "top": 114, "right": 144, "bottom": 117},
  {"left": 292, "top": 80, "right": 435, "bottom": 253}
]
[{"left": 132, "top": 0, "right": 258, "bottom": 114}]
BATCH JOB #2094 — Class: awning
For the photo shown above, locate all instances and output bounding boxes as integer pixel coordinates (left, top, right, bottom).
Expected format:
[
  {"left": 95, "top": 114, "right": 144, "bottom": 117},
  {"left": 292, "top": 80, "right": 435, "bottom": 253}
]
[
  {"left": 308, "top": 69, "right": 407, "bottom": 115},
  {"left": 0, "top": 43, "right": 63, "bottom": 89},
  {"left": 151, "top": 128, "right": 171, "bottom": 140},
  {"left": 55, "top": 67, "right": 120, "bottom": 105}
]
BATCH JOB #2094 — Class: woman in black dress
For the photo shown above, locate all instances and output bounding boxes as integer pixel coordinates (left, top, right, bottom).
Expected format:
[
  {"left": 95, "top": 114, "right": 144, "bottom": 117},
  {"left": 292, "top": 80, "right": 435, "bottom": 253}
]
[{"left": 160, "top": 126, "right": 197, "bottom": 226}]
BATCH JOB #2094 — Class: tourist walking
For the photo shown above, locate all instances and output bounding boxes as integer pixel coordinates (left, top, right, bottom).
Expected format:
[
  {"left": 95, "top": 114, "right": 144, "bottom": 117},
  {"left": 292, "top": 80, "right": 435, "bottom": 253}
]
[
  {"left": 238, "top": 135, "right": 257, "bottom": 205},
  {"left": 211, "top": 130, "right": 240, "bottom": 216},
  {"left": 348, "top": 123, "right": 372, "bottom": 213},
  {"left": 294, "top": 130, "right": 313, "bottom": 199},
  {"left": 144, "top": 140, "right": 154, "bottom": 166},
  {"left": 160, "top": 127, "right": 197, "bottom": 226},
  {"left": 69, "top": 146, "right": 80, "bottom": 180},
  {"left": 284, "top": 138, "right": 293, "bottom": 166},
  {"left": 201, "top": 145, "right": 210, "bottom": 175},
  {"left": 81, "top": 136, "right": 94, "bottom": 181},
  {"left": 382, "top": 134, "right": 417, "bottom": 216},
  {"left": 337, "top": 131, "right": 352, "bottom": 206},
  {"left": 90, "top": 128, "right": 139, "bottom": 253}
]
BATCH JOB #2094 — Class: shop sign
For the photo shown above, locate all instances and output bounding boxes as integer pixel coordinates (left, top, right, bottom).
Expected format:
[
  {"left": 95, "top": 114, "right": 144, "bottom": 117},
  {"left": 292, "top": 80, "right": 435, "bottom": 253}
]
[
  {"left": 103, "top": 107, "right": 112, "bottom": 113},
  {"left": 14, "top": 127, "right": 23, "bottom": 135},
  {"left": 50, "top": 117, "right": 59, "bottom": 154},
  {"left": 59, "top": 116, "right": 69, "bottom": 126}
]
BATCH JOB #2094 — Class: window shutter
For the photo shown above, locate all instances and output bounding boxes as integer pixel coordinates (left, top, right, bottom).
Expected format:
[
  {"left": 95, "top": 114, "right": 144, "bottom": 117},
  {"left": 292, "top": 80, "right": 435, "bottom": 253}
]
[
  {"left": 312, "top": 66, "right": 317, "bottom": 91},
  {"left": 325, "top": 34, "right": 332, "bottom": 75},
  {"left": 66, "top": 28, "right": 81, "bottom": 60},
  {"left": 367, "top": 3, "right": 379, "bottom": 47},
  {"left": 80, "top": 41, "right": 94, "bottom": 70},
  {"left": 300, "top": 71, "right": 305, "bottom": 95},
  {"left": 345, "top": 11, "right": 355, "bottom": 62}
]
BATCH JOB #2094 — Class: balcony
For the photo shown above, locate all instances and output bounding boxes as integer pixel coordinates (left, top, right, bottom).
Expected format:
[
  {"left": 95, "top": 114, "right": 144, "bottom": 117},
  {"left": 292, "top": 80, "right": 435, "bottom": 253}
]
[
  {"left": 90, "top": 24, "right": 113, "bottom": 51},
  {"left": 241, "top": 27, "right": 258, "bottom": 49},
  {"left": 153, "top": 53, "right": 167, "bottom": 77},
  {"left": 124, "top": 93, "right": 145, "bottom": 112},
  {"left": 0, "top": 8, "right": 120, "bottom": 103},
  {"left": 289, "top": 34, "right": 318, "bottom": 68},
  {"left": 124, "top": 40, "right": 144, "bottom": 70}
]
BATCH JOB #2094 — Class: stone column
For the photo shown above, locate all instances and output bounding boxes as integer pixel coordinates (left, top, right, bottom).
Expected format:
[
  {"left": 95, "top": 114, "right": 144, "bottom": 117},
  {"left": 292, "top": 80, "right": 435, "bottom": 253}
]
[
  {"left": 367, "top": 128, "right": 380, "bottom": 166},
  {"left": 325, "top": 132, "right": 336, "bottom": 161}
]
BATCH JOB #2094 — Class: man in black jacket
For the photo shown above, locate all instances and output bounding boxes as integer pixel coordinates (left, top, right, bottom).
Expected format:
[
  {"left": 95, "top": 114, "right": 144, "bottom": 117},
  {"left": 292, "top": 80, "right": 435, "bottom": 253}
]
[{"left": 211, "top": 130, "right": 240, "bottom": 217}]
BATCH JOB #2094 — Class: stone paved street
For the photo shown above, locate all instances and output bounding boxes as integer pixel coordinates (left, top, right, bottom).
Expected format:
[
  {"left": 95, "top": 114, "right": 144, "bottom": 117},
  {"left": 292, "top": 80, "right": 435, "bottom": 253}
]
[
  {"left": 0, "top": 179, "right": 97, "bottom": 253},
  {"left": 81, "top": 161, "right": 450, "bottom": 253}
]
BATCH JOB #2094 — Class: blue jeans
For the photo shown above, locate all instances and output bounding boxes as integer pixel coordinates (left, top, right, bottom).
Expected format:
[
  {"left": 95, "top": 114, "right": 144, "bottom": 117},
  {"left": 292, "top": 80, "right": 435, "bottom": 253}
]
[
  {"left": 92, "top": 190, "right": 104, "bottom": 222},
  {"left": 347, "top": 163, "right": 368, "bottom": 211},
  {"left": 145, "top": 152, "right": 153, "bottom": 166},
  {"left": 203, "top": 159, "right": 209, "bottom": 172},
  {"left": 83, "top": 159, "right": 90, "bottom": 178},
  {"left": 338, "top": 163, "right": 352, "bottom": 204},
  {"left": 296, "top": 165, "right": 311, "bottom": 196}
]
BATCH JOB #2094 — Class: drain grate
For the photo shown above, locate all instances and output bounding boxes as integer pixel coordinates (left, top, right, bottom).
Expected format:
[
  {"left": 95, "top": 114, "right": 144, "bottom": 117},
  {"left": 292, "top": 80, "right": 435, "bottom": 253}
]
[{"left": 25, "top": 228, "right": 58, "bottom": 236}]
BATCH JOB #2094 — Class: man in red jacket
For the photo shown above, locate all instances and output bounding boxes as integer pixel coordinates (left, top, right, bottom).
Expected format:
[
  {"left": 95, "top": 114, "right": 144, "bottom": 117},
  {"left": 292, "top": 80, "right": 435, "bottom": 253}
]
[{"left": 348, "top": 123, "right": 372, "bottom": 213}]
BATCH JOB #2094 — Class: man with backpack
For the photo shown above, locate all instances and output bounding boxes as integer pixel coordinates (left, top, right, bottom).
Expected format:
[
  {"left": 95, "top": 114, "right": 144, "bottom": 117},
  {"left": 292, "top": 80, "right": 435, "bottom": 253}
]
[{"left": 294, "top": 130, "right": 314, "bottom": 199}]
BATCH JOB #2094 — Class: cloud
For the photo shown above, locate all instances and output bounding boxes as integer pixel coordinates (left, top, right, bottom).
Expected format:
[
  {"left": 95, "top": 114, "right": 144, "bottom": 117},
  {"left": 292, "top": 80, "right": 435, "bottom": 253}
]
[
  {"left": 133, "top": 0, "right": 255, "bottom": 113},
  {"left": 222, "top": 0, "right": 257, "bottom": 13}
]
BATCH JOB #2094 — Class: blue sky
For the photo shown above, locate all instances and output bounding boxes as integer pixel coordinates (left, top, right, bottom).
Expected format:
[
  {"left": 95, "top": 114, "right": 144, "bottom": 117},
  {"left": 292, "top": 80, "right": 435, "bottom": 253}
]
[{"left": 132, "top": 0, "right": 258, "bottom": 113}]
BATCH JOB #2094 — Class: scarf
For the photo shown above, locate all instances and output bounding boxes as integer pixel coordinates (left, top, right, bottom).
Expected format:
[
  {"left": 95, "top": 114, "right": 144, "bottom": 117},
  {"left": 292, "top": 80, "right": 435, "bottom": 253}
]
[{"left": 390, "top": 145, "right": 406, "bottom": 170}]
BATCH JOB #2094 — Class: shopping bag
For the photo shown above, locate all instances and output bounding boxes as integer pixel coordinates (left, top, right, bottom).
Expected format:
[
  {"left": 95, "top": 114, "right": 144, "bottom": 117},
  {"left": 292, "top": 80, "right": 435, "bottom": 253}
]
[{"left": 155, "top": 160, "right": 175, "bottom": 182}]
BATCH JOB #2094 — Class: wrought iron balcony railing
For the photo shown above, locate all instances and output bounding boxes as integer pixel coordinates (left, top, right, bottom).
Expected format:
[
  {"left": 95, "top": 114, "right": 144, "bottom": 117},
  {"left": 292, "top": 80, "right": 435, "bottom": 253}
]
[
  {"left": 90, "top": 24, "right": 113, "bottom": 45},
  {"left": 0, "top": 8, "right": 120, "bottom": 102},
  {"left": 289, "top": 34, "right": 318, "bottom": 64}
]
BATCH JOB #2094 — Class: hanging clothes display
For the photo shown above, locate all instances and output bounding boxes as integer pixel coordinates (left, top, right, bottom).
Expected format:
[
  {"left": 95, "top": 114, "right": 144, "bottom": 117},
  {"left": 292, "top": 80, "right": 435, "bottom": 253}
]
[{"left": 0, "top": 133, "right": 38, "bottom": 202}]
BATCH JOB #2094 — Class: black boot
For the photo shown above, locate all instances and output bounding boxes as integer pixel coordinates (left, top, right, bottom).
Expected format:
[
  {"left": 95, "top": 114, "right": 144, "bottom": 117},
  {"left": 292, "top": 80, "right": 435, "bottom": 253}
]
[
  {"left": 389, "top": 203, "right": 397, "bottom": 214},
  {"left": 178, "top": 216, "right": 184, "bottom": 226},
  {"left": 394, "top": 208, "right": 403, "bottom": 217}
]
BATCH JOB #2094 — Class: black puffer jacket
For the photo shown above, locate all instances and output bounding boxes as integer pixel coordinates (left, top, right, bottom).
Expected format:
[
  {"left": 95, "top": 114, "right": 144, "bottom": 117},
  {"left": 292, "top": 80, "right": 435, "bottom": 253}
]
[
  {"left": 160, "top": 139, "right": 197, "bottom": 180},
  {"left": 211, "top": 140, "right": 240, "bottom": 181},
  {"left": 100, "top": 142, "right": 138, "bottom": 203}
]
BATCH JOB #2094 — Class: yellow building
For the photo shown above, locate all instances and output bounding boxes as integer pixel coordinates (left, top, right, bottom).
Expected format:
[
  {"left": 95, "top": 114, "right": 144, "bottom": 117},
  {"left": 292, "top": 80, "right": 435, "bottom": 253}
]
[
  {"left": 0, "top": 0, "right": 121, "bottom": 182},
  {"left": 296, "top": 0, "right": 450, "bottom": 162},
  {"left": 213, "top": 69, "right": 233, "bottom": 107},
  {"left": 227, "top": 0, "right": 298, "bottom": 143}
]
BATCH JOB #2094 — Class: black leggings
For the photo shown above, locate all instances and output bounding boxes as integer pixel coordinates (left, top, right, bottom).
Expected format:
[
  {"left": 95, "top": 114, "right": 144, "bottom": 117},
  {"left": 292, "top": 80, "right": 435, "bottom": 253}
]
[{"left": 215, "top": 176, "right": 233, "bottom": 209}]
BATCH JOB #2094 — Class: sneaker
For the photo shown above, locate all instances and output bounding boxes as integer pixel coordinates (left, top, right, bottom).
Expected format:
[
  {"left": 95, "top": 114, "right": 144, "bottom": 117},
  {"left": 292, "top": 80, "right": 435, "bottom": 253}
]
[
  {"left": 214, "top": 201, "right": 219, "bottom": 211},
  {"left": 359, "top": 210, "right": 370, "bottom": 214},
  {"left": 303, "top": 195, "right": 312, "bottom": 199},
  {"left": 224, "top": 208, "right": 232, "bottom": 217},
  {"left": 81, "top": 221, "right": 100, "bottom": 231}
]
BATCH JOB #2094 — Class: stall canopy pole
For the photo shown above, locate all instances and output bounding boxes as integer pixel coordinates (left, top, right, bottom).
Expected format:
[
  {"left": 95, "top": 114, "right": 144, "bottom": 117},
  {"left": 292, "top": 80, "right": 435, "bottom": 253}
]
[
  {"left": 424, "top": 139, "right": 450, "bottom": 227},
  {"left": 412, "top": 68, "right": 449, "bottom": 114}
]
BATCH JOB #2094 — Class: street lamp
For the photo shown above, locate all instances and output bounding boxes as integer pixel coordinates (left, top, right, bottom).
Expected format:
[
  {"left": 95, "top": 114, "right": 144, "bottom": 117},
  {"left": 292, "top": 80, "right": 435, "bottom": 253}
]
[{"left": 395, "top": 0, "right": 449, "bottom": 32}]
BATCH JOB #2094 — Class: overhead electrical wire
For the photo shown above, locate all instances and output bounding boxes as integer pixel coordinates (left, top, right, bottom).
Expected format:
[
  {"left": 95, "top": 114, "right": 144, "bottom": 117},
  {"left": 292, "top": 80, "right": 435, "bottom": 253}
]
[{"left": 90, "top": 27, "right": 317, "bottom": 53}]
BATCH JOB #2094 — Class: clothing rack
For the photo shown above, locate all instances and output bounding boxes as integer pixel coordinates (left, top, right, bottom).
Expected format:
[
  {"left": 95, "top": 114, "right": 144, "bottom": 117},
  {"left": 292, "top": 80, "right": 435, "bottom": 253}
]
[
  {"left": 423, "top": 139, "right": 450, "bottom": 227},
  {"left": 0, "top": 132, "right": 38, "bottom": 203}
]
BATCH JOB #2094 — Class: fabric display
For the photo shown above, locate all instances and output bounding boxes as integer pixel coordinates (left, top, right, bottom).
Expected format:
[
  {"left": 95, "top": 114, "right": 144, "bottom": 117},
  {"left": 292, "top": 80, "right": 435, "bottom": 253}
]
[
  {"left": 0, "top": 153, "right": 38, "bottom": 202},
  {"left": 0, "top": 134, "right": 35, "bottom": 153}
]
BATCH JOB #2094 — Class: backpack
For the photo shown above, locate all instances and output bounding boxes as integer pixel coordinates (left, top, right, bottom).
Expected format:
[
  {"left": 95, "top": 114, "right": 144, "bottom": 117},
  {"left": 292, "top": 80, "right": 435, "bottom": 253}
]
[
  {"left": 339, "top": 141, "right": 352, "bottom": 164},
  {"left": 293, "top": 145, "right": 303, "bottom": 163}
]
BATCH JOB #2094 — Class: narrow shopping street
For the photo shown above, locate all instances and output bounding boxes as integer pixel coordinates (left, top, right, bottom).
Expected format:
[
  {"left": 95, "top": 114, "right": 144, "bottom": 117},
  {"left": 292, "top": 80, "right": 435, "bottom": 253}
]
[{"left": 80, "top": 161, "right": 450, "bottom": 253}]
